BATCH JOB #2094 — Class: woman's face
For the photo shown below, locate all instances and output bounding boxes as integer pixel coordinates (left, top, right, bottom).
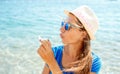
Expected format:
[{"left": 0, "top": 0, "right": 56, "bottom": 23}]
[{"left": 60, "top": 14, "right": 86, "bottom": 44}]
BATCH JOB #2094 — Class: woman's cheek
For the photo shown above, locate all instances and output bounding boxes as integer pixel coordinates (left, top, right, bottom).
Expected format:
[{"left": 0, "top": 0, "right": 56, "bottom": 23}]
[{"left": 63, "top": 35, "right": 74, "bottom": 43}]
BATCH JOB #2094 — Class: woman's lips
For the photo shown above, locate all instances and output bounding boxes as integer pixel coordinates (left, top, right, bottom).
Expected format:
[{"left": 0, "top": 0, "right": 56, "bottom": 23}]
[{"left": 60, "top": 33, "right": 63, "bottom": 38}]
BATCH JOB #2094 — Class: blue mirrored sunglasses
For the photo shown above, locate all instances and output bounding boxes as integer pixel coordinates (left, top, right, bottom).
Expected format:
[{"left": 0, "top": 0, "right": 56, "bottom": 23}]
[{"left": 61, "top": 21, "right": 83, "bottom": 30}]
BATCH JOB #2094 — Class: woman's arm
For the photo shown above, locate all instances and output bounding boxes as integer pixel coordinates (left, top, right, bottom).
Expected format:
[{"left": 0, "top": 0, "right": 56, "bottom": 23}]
[
  {"left": 38, "top": 40, "right": 62, "bottom": 74},
  {"left": 90, "top": 72, "right": 96, "bottom": 74},
  {"left": 42, "top": 64, "right": 50, "bottom": 74},
  {"left": 42, "top": 62, "right": 62, "bottom": 74}
]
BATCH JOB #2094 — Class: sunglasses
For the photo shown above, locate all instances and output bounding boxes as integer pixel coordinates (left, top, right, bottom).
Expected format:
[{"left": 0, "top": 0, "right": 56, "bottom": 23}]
[{"left": 61, "top": 21, "right": 84, "bottom": 30}]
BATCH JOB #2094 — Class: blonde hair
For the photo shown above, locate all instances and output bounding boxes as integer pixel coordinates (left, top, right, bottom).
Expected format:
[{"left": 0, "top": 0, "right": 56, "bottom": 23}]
[
  {"left": 63, "top": 13, "right": 92, "bottom": 74},
  {"left": 63, "top": 35, "right": 92, "bottom": 74}
]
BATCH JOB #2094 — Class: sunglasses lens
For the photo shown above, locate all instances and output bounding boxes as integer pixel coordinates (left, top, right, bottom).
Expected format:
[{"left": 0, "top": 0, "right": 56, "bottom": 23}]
[
  {"left": 61, "top": 21, "right": 64, "bottom": 27},
  {"left": 61, "top": 21, "right": 70, "bottom": 30},
  {"left": 65, "top": 23, "right": 69, "bottom": 30}
]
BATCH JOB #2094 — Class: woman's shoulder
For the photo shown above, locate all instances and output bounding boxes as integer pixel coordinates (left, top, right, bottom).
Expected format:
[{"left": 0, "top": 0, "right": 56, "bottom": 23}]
[{"left": 91, "top": 52, "right": 102, "bottom": 73}]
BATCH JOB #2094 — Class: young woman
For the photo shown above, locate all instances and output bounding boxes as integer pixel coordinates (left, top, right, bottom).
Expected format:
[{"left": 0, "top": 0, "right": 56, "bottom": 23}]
[{"left": 37, "top": 5, "right": 101, "bottom": 74}]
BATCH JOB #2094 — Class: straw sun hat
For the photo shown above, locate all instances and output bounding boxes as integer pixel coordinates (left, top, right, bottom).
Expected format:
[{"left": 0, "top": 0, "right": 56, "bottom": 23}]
[{"left": 64, "top": 5, "right": 99, "bottom": 40}]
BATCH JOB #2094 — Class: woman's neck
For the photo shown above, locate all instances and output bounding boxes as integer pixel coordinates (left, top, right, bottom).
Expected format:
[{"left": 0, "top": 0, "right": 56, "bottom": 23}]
[{"left": 64, "top": 41, "right": 83, "bottom": 59}]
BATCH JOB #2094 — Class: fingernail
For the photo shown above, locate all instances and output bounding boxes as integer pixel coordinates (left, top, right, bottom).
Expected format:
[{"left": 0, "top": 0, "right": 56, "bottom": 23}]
[{"left": 39, "top": 39, "right": 42, "bottom": 42}]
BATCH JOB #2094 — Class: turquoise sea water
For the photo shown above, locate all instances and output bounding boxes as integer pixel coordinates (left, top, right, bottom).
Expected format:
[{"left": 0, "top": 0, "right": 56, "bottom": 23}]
[{"left": 0, "top": 0, "right": 120, "bottom": 74}]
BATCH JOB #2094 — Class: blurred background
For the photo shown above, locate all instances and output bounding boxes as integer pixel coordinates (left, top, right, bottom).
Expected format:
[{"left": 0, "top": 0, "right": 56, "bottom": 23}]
[{"left": 0, "top": 0, "right": 120, "bottom": 74}]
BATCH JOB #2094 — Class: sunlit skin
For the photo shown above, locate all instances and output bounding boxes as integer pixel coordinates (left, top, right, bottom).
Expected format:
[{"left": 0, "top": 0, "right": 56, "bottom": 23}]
[
  {"left": 60, "top": 14, "right": 86, "bottom": 67},
  {"left": 37, "top": 13, "right": 96, "bottom": 74}
]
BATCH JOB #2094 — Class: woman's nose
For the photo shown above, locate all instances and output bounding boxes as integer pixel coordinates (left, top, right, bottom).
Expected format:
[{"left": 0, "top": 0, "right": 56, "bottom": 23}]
[{"left": 60, "top": 26, "right": 65, "bottom": 33}]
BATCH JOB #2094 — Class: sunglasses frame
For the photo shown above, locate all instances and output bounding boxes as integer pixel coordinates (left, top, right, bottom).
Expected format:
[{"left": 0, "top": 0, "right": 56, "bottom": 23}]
[{"left": 61, "top": 21, "right": 84, "bottom": 30}]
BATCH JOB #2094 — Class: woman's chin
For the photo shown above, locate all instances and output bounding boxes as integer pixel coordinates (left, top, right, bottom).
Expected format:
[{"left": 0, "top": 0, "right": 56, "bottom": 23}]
[
  {"left": 62, "top": 40, "right": 69, "bottom": 45},
  {"left": 61, "top": 37, "right": 70, "bottom": 44},
  {"left": 61, "top": 40, "right": 66, "bottom": 44}
]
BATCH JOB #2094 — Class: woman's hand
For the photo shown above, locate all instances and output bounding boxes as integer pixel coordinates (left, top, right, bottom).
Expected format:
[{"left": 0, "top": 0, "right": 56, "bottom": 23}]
[
  {"left": 37, "top": 39, "right": 54, "bottom": 65},
  {"left": 37, "top": 40, "right": 62, "bottom": 74}
]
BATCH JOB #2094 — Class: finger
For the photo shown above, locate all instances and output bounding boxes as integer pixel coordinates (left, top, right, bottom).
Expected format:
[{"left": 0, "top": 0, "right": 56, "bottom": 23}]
[
  {"left": 37, "top": 46, "right": 43, "bottom": 54},
  {"left": 48, "top": 39, "right": 51, "bottom": 47},
  {"left": 37, "top": 46, "right": 46, "bottom": 58},
  {"left": 38, "top": 47, "right": 52, "bottom": 63},
  {"left": 37, "top": 47, "right": 43, "bottom": 57},
  {"left": 38, "top": 45, "right": 46, "bottom": 54},
  {"left": 39, "top": 39, "right": 44, "bottom": 45},
  {"left": 41, "top": 45, "right": 47, "bottom": 53},
  {"left": 39, "top": 40, "right": 47, "bottom": 51},
  {"left": 40, "top": 40, "right": 49, "bottom": 46},
  {"left": 40, "top": 40, "right": 50, "bottom": 50},
  {"left": 39, "top": 40, "right": 53, "bottom": 56}
]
